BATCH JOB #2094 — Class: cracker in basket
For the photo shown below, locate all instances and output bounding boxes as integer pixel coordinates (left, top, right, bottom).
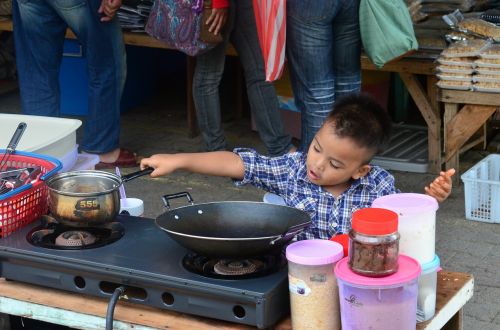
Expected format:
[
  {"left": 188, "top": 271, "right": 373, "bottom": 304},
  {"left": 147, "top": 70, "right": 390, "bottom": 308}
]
[
  {"left": 480, "top": 44, "right": 500, "bottom": 57},
  {"left": 476, "top": 74, "right": 500, "bottom": 79},
  {"left": 476, "top": 67, "right": 500, "bottom": 74},
  {"left": 474, "top": 81, "right": 500, "bottom": 89},
  {"left": 438, "top": 80, "right": 471, "bottom": 87},
  {"left": 458, "top": 18, "right": 500, "bottom": 41},
  {"left": 476, "top": 57, "right": 500, "bottom": 65},
  {"left": 438, "top": 72, "right": 472, "bottom": 77},
  {"left": 441, "top": 39, "right": 489, "bottom": 57},
  {"left": 436, "top": 64, "right": 474, "bottom": 73},
  {"left": 437, "top": 56, "right": 475, "bottom": 66}
]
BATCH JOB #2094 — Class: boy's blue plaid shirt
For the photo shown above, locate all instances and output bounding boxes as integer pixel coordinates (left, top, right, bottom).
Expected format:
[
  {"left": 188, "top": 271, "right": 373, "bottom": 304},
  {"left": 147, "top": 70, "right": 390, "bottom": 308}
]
[{"left": 234, "top": 148, "right": 399, "bottom": 240}]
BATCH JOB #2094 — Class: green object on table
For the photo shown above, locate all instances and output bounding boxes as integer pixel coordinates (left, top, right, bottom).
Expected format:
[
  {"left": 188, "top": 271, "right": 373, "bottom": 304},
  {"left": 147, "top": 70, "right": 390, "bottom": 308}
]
[{"left": 359, "top": 0, "right": 418, "bottom": 68}]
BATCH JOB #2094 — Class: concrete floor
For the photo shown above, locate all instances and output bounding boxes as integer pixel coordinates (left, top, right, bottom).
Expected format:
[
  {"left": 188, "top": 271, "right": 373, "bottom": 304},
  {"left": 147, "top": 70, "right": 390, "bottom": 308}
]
[{"left": 1, "top": 79, "right": 499, "bottom": 330}]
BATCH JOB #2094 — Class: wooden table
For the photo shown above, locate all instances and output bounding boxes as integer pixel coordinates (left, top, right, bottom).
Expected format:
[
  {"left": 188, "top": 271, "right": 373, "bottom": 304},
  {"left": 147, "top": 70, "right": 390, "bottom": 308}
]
[
  {"left": 0, "top": 271, "right": 473, "bottom": 330},
  {"left": 0, "top": 19, "right": 443, "bottom": 174},
  {"left": 438, "top": 89, "right": 499, "bottom": 182}
]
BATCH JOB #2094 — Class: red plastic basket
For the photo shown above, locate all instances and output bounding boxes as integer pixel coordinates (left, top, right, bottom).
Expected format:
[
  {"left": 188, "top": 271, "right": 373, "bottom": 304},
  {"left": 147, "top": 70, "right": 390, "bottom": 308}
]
[{"left": 0, "top": 150, "right": 62, "bottom": 238}]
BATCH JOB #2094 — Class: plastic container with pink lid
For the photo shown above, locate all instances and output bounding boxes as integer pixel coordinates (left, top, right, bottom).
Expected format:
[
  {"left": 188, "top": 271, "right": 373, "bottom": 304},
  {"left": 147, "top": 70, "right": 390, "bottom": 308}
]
[
  {"left": 335, "top": 255, "right": 421, "bottom": 330},
  {"left": 286, "top": 239, "right": 344, "bottom": 330},
  {"left": 372, "top": 193, "right": 438, "bottom": 264}
]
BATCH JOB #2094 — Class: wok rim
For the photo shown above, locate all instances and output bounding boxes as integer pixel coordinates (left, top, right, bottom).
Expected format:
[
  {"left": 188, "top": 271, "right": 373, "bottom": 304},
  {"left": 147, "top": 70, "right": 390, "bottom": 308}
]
[
  {"left": 155, "top": 221, "right": 281, "bottom": 241},
  {"left": 155, "top": 200, "right": 311, "bottom": 241},
  {"left": 159, "top": 200, "right": 309, "bottom": 213}
]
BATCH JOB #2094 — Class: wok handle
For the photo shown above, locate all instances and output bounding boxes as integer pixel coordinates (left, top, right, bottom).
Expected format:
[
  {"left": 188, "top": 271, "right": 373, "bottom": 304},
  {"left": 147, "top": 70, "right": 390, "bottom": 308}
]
[
  {"left": 270, "top": 222, "right": 311, "bottom": 246},
  {"left": 162, "top": 191, "right": 194, "bottom": 210}
]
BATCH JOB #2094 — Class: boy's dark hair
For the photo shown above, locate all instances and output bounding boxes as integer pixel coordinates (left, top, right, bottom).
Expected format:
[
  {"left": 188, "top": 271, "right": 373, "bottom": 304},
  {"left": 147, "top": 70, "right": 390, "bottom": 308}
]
[{"left": 325, "top": 93, "right": 392, "bottom": 160}]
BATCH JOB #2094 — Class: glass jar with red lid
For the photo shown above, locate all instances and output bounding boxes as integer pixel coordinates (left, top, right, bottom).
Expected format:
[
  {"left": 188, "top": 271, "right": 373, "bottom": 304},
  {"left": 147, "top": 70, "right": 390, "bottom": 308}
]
[{"left": 348, "top": 208, "right": 400, "bottom": 277}]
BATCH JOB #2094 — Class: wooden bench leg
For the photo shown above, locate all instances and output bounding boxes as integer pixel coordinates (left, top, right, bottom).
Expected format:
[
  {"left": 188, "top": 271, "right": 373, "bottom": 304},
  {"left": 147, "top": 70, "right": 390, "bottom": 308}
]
[
  {"left": 443, "top": 102, "right": 459, "bottom": 184},
  {"left": 444, "top": 103, "right": 497, "bottom": 185},
  {"left": 399, "top": 72, "right": 441, "bottom": 174},
  {"left": 442, "top": 309, "right": 463, "bottom": 330}
]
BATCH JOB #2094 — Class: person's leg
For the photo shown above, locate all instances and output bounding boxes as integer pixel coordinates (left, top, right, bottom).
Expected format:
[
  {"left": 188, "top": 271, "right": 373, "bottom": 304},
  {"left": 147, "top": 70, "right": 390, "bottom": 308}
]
[
  {"left": 13, "top": 0, "right": 66, "bottom": 117},
  {"left": 286, "top": 0, "right": 338, "bottom": 152},
  {"left": 231, "top": 0, "right": 293, "bottom": 156},
  {"left": 51, "top": 0, "right": 126, "bottom": 154},
  {"left": 192, "top": 4, "right": 236, "bottom": 151},
  {"left": 332, "top": 0, "right": 361, "bottom": 100}
]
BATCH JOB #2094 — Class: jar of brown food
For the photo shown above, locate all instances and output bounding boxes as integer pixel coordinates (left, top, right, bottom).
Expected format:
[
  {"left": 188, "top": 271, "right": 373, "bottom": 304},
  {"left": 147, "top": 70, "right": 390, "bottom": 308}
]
[{"left": 348, "top": 208, "right": 400, "bottom": 277}]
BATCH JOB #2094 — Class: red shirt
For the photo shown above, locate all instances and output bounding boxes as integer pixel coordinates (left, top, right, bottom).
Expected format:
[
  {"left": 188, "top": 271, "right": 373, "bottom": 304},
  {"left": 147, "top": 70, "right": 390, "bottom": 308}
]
[{"left": 213, "top": 0, "right": 229, "bottom": 8}]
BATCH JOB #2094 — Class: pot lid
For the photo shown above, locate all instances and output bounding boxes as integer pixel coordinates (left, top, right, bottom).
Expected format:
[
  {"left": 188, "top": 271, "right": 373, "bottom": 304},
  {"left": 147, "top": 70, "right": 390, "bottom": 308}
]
[
  {"left": 286, "top": 239, "right": 344, "bottom": 265},
  {"left": 372, "top": 193, "right": 438, "bottom": 215}
]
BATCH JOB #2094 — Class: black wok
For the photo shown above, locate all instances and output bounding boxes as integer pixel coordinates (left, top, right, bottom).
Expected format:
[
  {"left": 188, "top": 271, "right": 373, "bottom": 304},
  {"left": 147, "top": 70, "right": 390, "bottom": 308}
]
[{"left": 155, "top": 192, "right": 311, "bottom": 258}]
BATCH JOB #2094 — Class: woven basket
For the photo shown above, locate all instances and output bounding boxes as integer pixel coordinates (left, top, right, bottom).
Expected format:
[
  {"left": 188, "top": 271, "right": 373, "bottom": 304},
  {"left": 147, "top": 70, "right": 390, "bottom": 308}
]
[{"left": 0, "top": 0, "right": 12, "bottom": 16}]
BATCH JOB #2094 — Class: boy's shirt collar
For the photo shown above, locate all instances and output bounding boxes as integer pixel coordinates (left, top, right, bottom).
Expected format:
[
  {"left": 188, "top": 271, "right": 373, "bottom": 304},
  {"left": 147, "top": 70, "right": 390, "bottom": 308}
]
[{"left": 295, "top": 152, "right": 378, "bottom": 193}]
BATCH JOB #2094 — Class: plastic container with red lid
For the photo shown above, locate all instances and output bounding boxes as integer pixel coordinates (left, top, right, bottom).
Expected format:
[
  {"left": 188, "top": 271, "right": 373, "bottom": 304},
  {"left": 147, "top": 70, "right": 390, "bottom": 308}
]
[{"left": 348, "top": 208, "right": 400, "bottom": 277}]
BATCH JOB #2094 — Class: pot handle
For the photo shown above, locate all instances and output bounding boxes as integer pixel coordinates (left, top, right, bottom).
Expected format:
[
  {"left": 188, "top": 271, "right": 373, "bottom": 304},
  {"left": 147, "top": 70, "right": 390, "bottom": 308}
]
[
  {"left": 121, "top": 167, "right": 154, "bottom": 183},
  {"left": 270, "top": 222, "right": 311, "bottom": 246},
  {"left": 162, "top": 191, "right": 194, "bottom": 210}
]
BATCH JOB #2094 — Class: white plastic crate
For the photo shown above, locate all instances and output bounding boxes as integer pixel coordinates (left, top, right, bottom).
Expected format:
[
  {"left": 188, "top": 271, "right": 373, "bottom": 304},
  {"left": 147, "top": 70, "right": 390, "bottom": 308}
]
[{"left": 461, "top": 154, "right": 500, "bottom": 223}]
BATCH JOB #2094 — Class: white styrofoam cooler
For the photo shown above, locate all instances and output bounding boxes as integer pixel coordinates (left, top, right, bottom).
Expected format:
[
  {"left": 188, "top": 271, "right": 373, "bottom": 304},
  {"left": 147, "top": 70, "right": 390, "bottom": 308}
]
[{"left": 0, "top": 114, "right": 82, "bottom": 171}]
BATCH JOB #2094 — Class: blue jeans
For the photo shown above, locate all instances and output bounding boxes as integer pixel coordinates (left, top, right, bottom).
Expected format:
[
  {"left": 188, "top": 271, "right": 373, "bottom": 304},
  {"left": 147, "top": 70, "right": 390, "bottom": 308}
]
[
  {"left": 193, "top": 0, "right": 293, "bottom": 156},
  {"left": 286, "top": 0, "right": 361, "bottom": 151},
  {"left": 12, "top": 0, "right": 126, "bottom": 154}
]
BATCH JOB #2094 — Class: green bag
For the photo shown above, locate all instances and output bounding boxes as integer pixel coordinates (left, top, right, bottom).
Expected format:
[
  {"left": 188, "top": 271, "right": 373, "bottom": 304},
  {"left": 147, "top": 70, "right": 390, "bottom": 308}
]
[{"left": 359, "top": 0, "right": 418, "bottom": 68}]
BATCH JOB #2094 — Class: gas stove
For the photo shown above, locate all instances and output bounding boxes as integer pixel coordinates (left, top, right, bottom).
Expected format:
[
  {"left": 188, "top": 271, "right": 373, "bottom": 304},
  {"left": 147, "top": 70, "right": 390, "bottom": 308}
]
[{"left": 0, "top": 215, "right": 290, "bottom": 328}]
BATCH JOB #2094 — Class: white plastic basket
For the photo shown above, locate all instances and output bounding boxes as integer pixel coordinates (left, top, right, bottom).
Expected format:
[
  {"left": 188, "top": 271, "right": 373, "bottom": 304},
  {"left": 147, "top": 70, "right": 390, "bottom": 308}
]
[{"left": 461, "top": 154, "right": 500, "bottom": 223}]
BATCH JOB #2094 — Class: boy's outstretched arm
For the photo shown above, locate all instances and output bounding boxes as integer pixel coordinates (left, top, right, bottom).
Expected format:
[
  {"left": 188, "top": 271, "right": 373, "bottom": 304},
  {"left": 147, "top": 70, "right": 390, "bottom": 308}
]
[
  {"left": 140, "top": 151, "right": 245, "bottom": 179},
  {"left": 424, "top": 168, "right": 455, "bottom": 203}
]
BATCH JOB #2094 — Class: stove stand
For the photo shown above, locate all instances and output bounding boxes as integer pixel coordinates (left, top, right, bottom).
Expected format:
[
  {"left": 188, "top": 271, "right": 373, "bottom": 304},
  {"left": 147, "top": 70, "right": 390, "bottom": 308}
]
[
  {"left": 27, "top": 216, "right": 124, "bottom": 250},
  {"left": 182, "top": 252, "right": 287, "bottom": 280}
]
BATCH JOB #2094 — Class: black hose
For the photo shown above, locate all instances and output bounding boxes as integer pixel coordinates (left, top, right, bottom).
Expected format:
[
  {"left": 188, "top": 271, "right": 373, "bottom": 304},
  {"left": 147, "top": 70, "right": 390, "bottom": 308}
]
[{"left": 106, "top": 286, "right": 126, "bottom": 330}]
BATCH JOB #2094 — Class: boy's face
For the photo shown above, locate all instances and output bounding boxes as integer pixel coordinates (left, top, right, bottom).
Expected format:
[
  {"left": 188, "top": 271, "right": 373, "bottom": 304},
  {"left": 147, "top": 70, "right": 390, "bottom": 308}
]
[{"left": 306, "top": 124, "right": 372, "bottom": 190}]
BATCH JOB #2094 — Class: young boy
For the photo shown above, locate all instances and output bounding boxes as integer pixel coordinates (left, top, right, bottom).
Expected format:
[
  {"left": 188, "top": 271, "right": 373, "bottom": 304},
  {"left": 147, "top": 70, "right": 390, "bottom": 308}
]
[{"left": 140, "top": 94, "right": 454, "bottom": 240}]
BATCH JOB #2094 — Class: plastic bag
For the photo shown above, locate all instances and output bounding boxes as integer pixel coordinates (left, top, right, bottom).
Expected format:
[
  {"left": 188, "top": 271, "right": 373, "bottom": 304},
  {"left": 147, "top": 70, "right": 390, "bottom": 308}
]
[
  {"left": 252, "top": 0, "right": 286, "bottom": 82},
  {"left": 359, "top": 0, "right": 418, "bottom": 68}
]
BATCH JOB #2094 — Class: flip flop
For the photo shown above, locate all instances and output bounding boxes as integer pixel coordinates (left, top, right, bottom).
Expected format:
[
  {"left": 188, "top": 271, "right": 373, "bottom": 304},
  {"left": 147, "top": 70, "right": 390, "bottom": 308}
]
[{"left": 95, "top": 148, "right": 138, "bottom": 170}]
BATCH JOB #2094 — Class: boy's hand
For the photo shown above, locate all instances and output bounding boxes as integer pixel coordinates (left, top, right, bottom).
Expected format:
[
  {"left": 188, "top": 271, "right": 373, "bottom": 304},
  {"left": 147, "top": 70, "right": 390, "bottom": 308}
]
[
  {"left": 140, "top": 154, "right": 179, "bottom": 177},
  {"left": 99, "top": 0, "right": 121, "bottom": 22},
  {"left": 424, "top": 168, "right": 455, "bottom": 203}
]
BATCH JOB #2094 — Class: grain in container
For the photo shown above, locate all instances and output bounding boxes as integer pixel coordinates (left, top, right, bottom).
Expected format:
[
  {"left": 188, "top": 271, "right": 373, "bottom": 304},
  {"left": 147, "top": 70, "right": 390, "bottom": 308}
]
[
  {"left": 372, "top": 193, "right": 438, "bottom": 264},
  {"left": 348, "top": 208, "right": 400, "bottom": 277},
  {"left": 336, "top": 255, "right": 421, "bottom": 330},
  {"left": 286, "top": 240, "right": 344, "bottom": 330},
  {"left": 417, "top": 255, "right": 440, "bottom": 322}
]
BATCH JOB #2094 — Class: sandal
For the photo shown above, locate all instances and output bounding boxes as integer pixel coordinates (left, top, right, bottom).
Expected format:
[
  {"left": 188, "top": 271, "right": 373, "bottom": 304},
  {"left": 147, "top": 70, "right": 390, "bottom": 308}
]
[{"left": 95, "top": 148, "right": 138, "bottom": 170}]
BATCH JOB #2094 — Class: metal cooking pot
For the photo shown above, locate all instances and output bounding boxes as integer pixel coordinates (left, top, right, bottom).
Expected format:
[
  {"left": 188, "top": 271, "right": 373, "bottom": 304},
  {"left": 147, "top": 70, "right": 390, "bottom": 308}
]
[
  {"left": 45, "top": 168, "right": 152, "bottom": 227},
  {"left": 156, "top": 192, "right": 311, "bottom": 258}
]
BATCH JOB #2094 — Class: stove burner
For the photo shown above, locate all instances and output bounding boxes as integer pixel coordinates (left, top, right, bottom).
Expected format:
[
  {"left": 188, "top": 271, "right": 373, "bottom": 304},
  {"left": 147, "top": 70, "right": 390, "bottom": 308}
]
[
  {"left": 183, "top": 253, "right": 286, "bottom": 279},
  {"left": 27, "top": 216, "right": 124, "bottom": 250},
  {"left": 55, "top": 231, "right": 97, "bottom": 247},
  {"left": 213, "top": 259, "right": 262, "bottom": 275}
]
